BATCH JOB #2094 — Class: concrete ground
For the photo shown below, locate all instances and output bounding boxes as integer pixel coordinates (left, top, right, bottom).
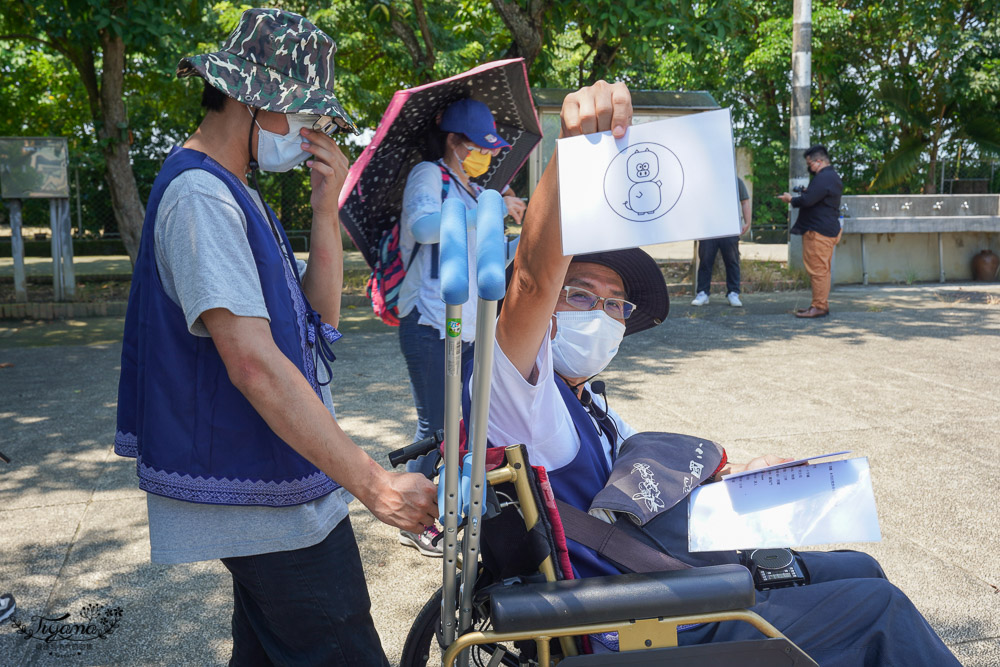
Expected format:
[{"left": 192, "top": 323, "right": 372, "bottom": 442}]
[{"left": 1, "top": 281, "right": 998, "bottom": 665}]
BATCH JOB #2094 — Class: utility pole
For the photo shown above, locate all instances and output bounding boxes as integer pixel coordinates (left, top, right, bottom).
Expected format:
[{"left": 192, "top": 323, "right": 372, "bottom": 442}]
[{"left": 788, "top": 0, "right": 811, "bottom": 269}]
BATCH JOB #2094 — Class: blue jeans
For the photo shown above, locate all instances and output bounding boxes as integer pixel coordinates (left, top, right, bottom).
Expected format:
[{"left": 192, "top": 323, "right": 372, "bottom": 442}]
[
  {"left": 221, "top": 517, "right": 388, "bottom": 666},
  {"left": 399, "top": 309, "right": 473, "bottom": 469},
  {"left": 696, "top": 236, "right": 741, "bottom": 295}
]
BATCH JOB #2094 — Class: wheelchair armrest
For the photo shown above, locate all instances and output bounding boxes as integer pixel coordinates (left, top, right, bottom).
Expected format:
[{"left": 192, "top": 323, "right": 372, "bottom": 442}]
[{"left": 490, "top": 564, "right": 754, "bottom": 634}]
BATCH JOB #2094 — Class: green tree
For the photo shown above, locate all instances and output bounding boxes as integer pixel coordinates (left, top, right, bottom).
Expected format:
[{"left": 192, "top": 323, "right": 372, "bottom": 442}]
[
  {"left": 863, "top": 1, "right": 1000, "bottom": 192},
  {"left": 1, "top": 0, "right": 208, "bottom": 263}
]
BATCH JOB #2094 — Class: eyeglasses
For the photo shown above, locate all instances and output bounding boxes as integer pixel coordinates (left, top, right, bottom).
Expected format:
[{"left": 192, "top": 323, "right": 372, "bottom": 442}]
[
  {"left": 311, "top": 114, "right": 350, "bottom": 137},
  {"left": 463, "top": 143, "right": 501, "bottom": 157},
  {"left": 560, "top": 286, "right": 636, "bottom": 320},
  {"left": 250, "top": 106, "right": 350, "bottom": 138}
]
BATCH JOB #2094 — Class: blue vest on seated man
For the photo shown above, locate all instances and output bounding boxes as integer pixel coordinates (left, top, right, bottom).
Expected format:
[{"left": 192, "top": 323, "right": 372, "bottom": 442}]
[
  {"left": 463, "top": 359, "right": 739, "bottom": 578},
  {"left": 115, "top": 147, "right": 342, "bottom": 507},
  {"left": 546, "top": 380, "right": 742, "bottom": 577}
]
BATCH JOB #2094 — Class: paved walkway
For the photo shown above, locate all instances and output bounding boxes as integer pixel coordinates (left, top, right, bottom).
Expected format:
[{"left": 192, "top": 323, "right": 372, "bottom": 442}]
[{"left": 1, "top": 284, "right": 998, "bottom": 665}]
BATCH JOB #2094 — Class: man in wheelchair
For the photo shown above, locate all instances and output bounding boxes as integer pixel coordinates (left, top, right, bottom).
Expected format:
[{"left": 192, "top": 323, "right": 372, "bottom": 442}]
[{"left": 474, "top": 81, "right": 959, "bottom": 666}]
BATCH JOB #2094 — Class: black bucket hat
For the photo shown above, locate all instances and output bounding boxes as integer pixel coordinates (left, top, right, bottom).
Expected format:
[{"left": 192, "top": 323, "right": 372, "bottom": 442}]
[{"left": 571, "top": 248, "right": 669, "bottom": 336}]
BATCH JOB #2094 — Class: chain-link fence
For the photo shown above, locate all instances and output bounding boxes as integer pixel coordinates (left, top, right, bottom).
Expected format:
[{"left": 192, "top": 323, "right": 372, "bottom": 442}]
[{"left": 938, "top": 157, "right": 999, "bottom": 194}]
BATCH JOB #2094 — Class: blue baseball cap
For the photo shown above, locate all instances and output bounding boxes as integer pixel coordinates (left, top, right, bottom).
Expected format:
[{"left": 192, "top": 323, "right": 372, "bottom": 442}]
[{"left": 439, "top": 98, "right": 511, "bottom": 150}]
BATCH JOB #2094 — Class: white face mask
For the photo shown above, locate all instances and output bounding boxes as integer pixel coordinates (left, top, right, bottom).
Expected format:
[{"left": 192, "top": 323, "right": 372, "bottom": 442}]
[
  {"left": 550, "top": 310, "right": 626, "bottom": 380},
  {"left": 250, "top": 108, "right": 316, "bottom": 172}
]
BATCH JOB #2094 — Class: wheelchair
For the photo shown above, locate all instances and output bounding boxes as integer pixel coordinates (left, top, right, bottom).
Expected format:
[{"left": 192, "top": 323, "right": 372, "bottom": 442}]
[
  {"left": 390, "top": 438, "right": 818, "bottom": 667},
  {"left": 396, "top": 188, "right": 818, "bottom": 666}
]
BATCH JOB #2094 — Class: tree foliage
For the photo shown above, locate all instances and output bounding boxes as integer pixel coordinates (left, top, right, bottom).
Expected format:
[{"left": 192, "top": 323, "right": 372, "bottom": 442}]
[
  {"left": 0, "top": 0, "right": 210, "bottom": 262},
  {"left": 2, "top": 0, "right": 997, "bottom": 247}
]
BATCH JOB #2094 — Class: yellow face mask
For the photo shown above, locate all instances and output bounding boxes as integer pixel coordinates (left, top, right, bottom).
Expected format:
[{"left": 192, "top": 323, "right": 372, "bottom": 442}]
[{"left": 461, "top": 147, "right": 492, "bottom": 178}]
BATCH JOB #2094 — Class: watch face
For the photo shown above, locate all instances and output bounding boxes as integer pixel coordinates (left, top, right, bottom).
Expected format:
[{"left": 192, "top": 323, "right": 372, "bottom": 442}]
[{"left": 749, "top": 548, "right": 794, "bottom": 570}]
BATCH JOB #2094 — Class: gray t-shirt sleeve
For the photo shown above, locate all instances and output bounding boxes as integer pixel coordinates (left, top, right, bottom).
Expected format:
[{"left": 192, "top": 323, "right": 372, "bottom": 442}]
[
  {"left": 154, "top": 170, "right": 270, "bottom": 336},
  {"left": 737, "top": 177, "right": 749, "bottom": 201}
]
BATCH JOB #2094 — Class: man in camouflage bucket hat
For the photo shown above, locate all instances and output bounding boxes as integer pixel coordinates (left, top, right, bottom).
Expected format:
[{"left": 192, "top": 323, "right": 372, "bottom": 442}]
[
  {"left": 114, "top": 8, "right": 435, "bottom": 665},
  {"left": 177, "top": 7, "right": 360, "bottom": 129}
]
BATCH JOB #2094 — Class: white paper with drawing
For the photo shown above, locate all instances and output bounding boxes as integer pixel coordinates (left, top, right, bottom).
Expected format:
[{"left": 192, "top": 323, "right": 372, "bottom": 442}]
[
  {"left": 556, "top": 108, "right": 742, "bottom": 256},
  {"left": 688, "top": 457, "right": 882, "bottom": 552}
]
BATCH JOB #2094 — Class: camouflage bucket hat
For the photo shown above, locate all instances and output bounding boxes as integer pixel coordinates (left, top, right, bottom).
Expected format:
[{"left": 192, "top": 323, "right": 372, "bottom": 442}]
[{"left": 177, "top": 8, "right": 359, "bottom": 134}]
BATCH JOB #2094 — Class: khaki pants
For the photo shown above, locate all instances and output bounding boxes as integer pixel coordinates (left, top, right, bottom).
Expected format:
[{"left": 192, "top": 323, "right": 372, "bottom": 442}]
[{"left": 802, "top": 230, "right": 841, "bottom": 311}]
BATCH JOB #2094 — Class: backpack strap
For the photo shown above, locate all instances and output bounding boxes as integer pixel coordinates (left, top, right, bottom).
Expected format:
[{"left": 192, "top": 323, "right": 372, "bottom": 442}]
[{"left": 555, "top": 500, "right": 692, "bottom": 573}]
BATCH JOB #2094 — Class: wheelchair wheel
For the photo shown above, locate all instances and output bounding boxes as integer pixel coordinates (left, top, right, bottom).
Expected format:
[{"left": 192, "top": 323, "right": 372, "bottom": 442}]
[{"left": 399, "top": 586, "right": 526, "bottom": 667}]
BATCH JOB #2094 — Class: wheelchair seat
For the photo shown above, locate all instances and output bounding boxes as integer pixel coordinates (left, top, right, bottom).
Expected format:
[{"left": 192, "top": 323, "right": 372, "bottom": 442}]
[{"left": 491, "top": 565, "right": 754, "bottom": 634}]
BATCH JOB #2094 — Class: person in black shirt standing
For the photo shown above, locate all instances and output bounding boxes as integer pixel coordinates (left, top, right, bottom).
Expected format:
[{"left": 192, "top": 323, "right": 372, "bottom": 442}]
[
  {"left": 780, "top": 145, "right": 843, "bottom": 318},
  {"left": 692, "top": 177, "right": 752, "bottom": 308}
]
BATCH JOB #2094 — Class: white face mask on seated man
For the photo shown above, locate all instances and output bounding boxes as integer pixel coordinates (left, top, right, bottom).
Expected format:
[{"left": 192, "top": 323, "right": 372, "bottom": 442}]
[{"left": 550, "top": 310, "right": 626, "bottom": 380}]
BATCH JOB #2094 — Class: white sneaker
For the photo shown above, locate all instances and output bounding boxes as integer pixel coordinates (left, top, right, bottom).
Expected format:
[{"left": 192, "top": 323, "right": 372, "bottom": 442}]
[
  {"left": 0, "top": 593, "right": 15, "bottom": 624},
  {"left": 727, "top": 292, "right": 743, "bottom": 307},
  {"left": 691, "top": 292, "right": 710, "bottom": 306}
]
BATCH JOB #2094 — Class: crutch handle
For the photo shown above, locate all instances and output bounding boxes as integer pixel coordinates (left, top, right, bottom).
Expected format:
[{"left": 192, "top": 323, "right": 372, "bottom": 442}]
[
  {"left": 439, "top": 197, "right": 470, "bottom": 306},
  {"left": 386, "top": 429, "right": 444, "bottom": 468},
  {"left": 475, "top": 189, "right": 506, "bottom": 301}
]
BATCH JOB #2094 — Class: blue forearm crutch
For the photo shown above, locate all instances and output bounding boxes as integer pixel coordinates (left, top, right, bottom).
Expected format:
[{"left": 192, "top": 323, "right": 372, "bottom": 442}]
[
  {"left": 456, "top": 190, "right": 506, "bottom": 663},
  {"left": 438, "top": 196, "right": 469, "bottom": 649}
]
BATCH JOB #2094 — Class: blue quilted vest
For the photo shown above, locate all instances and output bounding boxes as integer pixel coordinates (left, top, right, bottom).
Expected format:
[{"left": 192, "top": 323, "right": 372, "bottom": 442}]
[
  {"left": 115, "top": 147, "right": 341, "bottom": 507},
  {"left": 544, "top": 379, "right": 625, "bottom": 579}
]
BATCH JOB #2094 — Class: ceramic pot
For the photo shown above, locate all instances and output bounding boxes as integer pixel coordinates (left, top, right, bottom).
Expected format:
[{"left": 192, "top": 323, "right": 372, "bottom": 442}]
[{"left": 971, "top": 249, "right": 999, "bottom": 281}]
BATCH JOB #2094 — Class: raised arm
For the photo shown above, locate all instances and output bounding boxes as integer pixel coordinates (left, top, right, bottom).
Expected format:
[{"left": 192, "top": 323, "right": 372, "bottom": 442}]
[
  {"left": 298, "top": 127, "right": 349, "bottom": 328},
  {"left": 496, "top": 81, "right": 633, "bottom": 381}
]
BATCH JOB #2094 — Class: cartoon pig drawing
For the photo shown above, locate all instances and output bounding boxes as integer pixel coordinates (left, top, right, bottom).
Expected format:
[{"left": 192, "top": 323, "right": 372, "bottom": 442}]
[
  {"left": 627, "top": 148, "right": 659, "bottom": 181},
  {"left": 624, "top": 147, "right": 663, "bottom": 215}
]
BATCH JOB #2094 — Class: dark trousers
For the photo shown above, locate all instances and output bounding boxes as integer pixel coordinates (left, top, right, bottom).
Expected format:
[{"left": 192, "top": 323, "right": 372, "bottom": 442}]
[
  {"left": 221, "top": 517, "right": 389, "bottom": 667},
  {"left": 680, "top": 550, "right": 959, "bottom": 666},
  {"left": 696, "top": 236, "right": 741, "bottom": 295},
  {"left": 398, "top": 308, "right": 473, "bottom": 444}
]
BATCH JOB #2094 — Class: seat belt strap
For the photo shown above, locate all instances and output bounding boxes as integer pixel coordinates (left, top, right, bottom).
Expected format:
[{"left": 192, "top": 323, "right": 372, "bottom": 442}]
[{"left": 555, "top": 500, "right": 691, "bottom": 573}]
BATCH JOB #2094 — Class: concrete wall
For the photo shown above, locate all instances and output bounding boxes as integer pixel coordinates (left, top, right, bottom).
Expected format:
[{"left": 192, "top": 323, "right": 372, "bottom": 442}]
[
  {"left": 835, "top": 231, "right": 1000, "bottom": 284},
  {"left": 834, "top": 194, "right": 1000, "bottom": 284}
]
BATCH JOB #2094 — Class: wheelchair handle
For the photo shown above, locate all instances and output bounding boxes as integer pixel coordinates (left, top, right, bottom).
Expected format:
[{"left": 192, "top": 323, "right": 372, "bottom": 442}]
[
  {"left": 387, "top": 429, "right": 444, "bottom": 468},
  {"left": 439, "top": 197, "right": 470, "bottom": 306},
  {"left": 475, "top": 189, "right": 506, "bottom": 301}
]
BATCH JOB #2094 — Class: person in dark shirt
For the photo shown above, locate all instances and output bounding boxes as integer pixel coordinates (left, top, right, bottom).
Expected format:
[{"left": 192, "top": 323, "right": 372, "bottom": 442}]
[
  {"left": 691, "top": 177, "right": 752, "bottom": 308},
  {"left": 780, "top": 145, "right": 843, "bottom": 318}
]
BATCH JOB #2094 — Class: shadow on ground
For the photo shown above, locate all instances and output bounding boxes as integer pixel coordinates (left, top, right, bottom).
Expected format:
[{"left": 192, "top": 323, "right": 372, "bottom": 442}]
[{"left": 1, "top": 285, "right": 998, "bottom": 665}]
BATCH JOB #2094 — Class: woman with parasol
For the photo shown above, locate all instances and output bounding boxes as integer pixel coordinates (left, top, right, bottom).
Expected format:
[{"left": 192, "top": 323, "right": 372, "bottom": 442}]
[{"left": 396, "top": 98, "right": 526, "bottom": 557}]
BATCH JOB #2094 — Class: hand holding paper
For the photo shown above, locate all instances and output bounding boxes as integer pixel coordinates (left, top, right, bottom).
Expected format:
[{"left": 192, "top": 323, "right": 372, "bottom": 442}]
[{"left": 556, "top": 109, "right": 743, "bottom": 256}]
